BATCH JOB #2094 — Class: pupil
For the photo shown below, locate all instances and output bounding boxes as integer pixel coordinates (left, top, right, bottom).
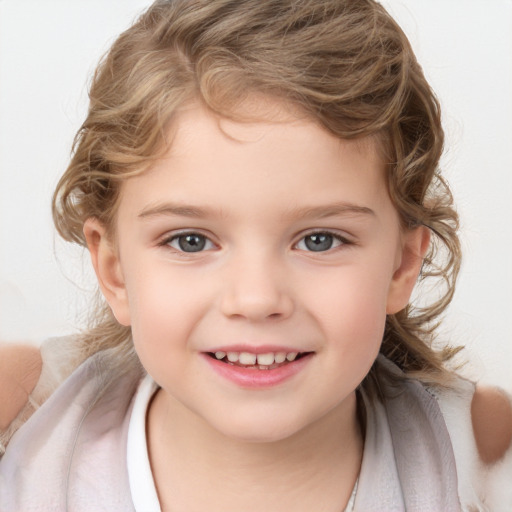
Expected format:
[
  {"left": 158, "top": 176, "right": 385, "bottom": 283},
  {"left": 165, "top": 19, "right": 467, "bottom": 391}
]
[
  {"left": 179, "top": 234, "right": 206, "bottom": 252},
  {"left": 305, "top": 233, "right": 333, "bottom": 252}
]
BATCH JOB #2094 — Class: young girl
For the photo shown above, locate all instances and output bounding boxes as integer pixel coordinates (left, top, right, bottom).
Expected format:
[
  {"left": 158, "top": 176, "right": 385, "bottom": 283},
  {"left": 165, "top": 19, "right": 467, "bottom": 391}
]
[{"left": 1, "top": 0, "right": 511, "bottom": 510}]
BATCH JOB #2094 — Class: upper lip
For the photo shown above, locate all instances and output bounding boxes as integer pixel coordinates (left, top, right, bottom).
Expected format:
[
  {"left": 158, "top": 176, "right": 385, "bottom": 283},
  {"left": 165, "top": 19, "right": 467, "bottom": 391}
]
[{"left": 205, "top": 344, "right": 310, "bottom": 355}]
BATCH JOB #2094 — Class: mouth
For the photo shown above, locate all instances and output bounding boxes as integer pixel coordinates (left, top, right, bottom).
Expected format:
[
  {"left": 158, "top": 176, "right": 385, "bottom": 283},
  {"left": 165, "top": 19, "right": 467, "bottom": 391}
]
[
  {"left": 205, "top": 350, "right": 312, "bottom": 370},
  {"left": 203, "top": 349, "right": 314, "bottom": 388}
]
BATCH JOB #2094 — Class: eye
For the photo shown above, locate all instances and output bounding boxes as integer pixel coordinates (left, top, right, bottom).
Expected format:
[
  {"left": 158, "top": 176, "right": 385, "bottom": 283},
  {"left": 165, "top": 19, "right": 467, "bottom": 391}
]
[
  {"left": 166, "top": 233, "right": 215, "bottom": 253},
  {"left": 295, "top": 232, "right": 345, "bottom": 252}
]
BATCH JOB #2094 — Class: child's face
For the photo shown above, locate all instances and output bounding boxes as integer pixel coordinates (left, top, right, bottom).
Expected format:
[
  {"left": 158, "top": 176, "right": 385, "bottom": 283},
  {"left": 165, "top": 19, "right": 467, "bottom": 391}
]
[{"left": 87, "top": 100, "right": 426, "bottom": 442}]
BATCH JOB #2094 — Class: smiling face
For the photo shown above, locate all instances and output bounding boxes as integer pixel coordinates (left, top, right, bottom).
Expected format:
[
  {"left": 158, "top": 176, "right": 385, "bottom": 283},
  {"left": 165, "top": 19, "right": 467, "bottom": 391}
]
[{"left": 85, "top": 102, "right": 428, "bottom": 443}]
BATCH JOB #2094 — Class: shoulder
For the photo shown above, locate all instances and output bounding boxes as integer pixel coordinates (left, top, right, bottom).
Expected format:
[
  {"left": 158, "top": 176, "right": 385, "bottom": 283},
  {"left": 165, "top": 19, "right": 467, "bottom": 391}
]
[
  {"left": 432, "top": 379, "right": 512, "bottom": 510},
  {"left": 471, "top": 385, "right": 512, "bottom": 464},
  {"left": 431, "top": 377, "right": 512, "bottom": 465},
  {"left": 0, "top": 351, "right": 141, "bottom": 509},
  {"left": 0, "top": 344, "right": 42, "bottom": 430}
]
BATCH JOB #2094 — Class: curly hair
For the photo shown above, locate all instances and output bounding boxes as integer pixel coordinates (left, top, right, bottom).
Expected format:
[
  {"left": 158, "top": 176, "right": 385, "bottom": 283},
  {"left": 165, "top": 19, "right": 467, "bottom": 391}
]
[{"left": 52, "top": 0, "right": 461, "bottom": 388}]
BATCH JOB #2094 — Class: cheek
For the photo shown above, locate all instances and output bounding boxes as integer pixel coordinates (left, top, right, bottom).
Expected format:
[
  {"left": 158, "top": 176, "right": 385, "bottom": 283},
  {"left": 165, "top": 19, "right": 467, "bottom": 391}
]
[
  {"left": 309, "top": 264, "right": 392, "bottom": 359},
  {"left": 310, "top": 261, "right": 392, "bottom": 320},
  {"left": 321, "top": 285, "right": 387, "bottom": 394},
  {"left": 341, "top": 277, "right": 389, "bottom": 334},
  {"left": 123, "top": 262, "right": 212, "bottom": 355},
  {"left": 334, "top": 289, "right": 387, "bottom": 370}
]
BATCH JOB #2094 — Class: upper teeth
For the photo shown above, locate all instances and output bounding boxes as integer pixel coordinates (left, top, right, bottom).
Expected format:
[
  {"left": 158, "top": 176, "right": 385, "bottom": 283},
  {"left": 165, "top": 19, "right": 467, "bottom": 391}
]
[{"left": 214, "top": 351, "right": 299, "bottom": 365}]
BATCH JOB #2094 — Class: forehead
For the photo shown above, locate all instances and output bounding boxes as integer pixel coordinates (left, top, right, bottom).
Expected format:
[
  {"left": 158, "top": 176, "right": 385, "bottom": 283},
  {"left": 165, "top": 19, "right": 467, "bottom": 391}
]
[
  {"left": 168, "top": 98, "right": 382, "bottom": 158},
  {"left": 118, "top": 100, "right": 391, "bottom": 223}
]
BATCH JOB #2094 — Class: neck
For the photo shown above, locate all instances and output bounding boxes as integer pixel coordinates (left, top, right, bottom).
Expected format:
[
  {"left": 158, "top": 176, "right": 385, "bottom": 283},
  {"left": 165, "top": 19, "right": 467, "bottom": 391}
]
[{"left": 147, "top": 389, "right": 363, "bottom": 512}]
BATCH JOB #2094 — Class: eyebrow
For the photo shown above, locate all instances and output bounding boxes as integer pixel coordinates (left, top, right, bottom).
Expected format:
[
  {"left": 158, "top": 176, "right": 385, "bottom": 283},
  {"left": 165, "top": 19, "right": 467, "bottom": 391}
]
[
  {"left": 138, "top": 203, "right": 221, "bottom": 219},
  {"left": 284, "top": 202, "right": 375, "bottom": 220},
  {"left": 138, "top": 201, "right": 375, "bottom": 221}
]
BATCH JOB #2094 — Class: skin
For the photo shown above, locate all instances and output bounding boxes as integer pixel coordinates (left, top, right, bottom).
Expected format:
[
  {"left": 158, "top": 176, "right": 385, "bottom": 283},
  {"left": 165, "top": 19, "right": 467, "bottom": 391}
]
[
  {"left": 85, "top": 101, "right": 430, "bottom": 511},
  {"left": 1, "top": 100, "right": 510, "bottom": 509},
  {"left": 2, "top": 349, "right": 510, "bottom": 470},
  {"left": 0, "top": 344, "right": 42, "bottom": 430},
  {"left": 471, "top": 387, "right": 512, "bottom": 464}
]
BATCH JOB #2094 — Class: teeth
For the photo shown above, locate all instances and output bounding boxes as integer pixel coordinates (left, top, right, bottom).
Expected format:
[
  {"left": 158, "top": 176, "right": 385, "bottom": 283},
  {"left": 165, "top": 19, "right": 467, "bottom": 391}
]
[
  {"left": 239, "top": 352, "right": 257, "bottom": 365},
  {"left": 213, "top": 350, "right": 303, "bottom": 365},
  {"left": 227, "top": 352, "right": 239, "bottom": 362},
  {"left": 256, "top": 353, "right": 274, "bottom": 365},
  {"left": 274, "top": 352, "right": 287, "bottom": 364}
]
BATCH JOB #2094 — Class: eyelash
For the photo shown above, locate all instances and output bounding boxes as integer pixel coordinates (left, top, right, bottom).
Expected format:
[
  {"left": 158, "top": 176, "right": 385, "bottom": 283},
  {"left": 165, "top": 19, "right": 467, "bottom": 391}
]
[
  {"left": 158, "top": 229, "right": 352, "bottom": 254},
  {"left": 158, "top": 231, "right": 216, "bottom": 254},
  {"left": 295, "top": 230, "right": 352, "bottom": 253}
]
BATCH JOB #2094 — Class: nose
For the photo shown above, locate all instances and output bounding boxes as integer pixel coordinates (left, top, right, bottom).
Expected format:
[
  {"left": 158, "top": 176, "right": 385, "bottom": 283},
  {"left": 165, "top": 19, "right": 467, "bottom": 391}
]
[{"left": 219, "top": 252, "right": 294, "bottom": 322}]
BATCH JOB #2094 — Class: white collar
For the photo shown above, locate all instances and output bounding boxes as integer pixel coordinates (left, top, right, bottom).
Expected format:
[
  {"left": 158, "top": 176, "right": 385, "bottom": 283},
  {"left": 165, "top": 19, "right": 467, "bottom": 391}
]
[
  {"left": 126, "top": 375, "right": 358, "bottom": 511},
  {"left": 127, "top": 374, "right": 161, "bottom": 512}
]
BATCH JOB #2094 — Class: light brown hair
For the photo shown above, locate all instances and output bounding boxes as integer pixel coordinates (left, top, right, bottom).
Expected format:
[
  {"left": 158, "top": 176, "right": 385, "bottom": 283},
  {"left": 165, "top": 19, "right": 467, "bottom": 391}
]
[{"left": 52, "top": 0, "right": 462, "bottom": 389}]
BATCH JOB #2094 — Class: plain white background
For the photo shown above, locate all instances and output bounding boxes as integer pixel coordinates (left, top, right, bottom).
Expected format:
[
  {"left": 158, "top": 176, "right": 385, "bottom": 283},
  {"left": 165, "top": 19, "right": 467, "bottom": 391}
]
[{"left": 0, "top": 0, "right": 511, "bottom": 390}]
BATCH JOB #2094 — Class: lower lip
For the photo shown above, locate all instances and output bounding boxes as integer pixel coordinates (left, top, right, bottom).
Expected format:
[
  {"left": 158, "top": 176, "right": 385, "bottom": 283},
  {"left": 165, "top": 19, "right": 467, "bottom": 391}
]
[{"left": 202, "top": 353, "right": 313, "bottom": 388}]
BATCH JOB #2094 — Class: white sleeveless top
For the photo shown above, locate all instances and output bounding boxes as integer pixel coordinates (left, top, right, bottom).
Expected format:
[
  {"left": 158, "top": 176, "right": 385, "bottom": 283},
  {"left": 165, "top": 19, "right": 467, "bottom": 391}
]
[
  {"left": 127, "top": 376, "right": 160, "bottom": 511},
  {"left": 126, "top": 375, "right": 358, "bottom": 512}
]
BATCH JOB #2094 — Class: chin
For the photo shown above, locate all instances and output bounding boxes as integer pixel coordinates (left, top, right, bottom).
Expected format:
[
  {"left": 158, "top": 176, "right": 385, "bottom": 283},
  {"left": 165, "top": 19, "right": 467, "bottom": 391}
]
[{"left": 209, "top": 412, "right": 310, "bottom": 445}]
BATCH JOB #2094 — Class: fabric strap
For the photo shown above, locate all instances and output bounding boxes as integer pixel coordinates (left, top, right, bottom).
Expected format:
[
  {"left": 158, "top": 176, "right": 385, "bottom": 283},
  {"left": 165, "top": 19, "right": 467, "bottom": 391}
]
[{"left": 354, "top": 356, "right": 461, "bottom": 511}]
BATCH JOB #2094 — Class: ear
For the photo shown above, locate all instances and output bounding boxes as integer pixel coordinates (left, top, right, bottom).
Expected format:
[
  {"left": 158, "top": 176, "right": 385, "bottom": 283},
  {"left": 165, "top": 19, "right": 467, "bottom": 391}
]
[
  {"left": 386, "top": 226, "right": 430, "bottom": 315},
  {"left": 83, "top": 218, "right": 131, "bottom": 326}
]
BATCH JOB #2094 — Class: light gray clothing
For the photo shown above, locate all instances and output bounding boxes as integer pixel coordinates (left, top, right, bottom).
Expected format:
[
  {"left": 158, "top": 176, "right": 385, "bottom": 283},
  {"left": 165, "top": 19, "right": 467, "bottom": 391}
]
[{"left": 0, "top": 349, "right": 507, "bottom": 511}]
